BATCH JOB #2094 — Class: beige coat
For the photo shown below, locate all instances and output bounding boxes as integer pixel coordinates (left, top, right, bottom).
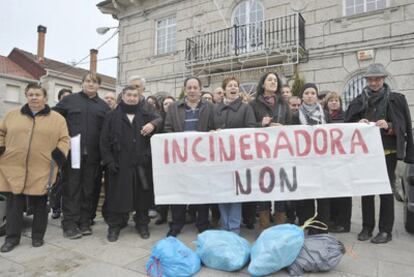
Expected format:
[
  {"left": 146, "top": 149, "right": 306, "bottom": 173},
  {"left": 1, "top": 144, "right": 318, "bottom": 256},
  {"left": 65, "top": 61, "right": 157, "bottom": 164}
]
[{"left": 0, "top": 105, "right": 70, "bottom": 195}]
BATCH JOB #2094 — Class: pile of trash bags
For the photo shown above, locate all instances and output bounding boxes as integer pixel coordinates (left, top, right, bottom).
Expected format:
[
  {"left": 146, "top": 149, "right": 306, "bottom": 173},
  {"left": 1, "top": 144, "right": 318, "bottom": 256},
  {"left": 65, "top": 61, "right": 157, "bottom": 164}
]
[{"left": 146, "top": 219, "right": 346, "bottom": 276}]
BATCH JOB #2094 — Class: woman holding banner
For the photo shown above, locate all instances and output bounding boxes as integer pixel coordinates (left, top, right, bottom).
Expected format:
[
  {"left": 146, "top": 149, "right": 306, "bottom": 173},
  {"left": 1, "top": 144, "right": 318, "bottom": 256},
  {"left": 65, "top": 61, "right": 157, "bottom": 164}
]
[
  {"left": 249, "top": 72, "right": 292, "bottom": 232},
  {"left": 212, "top": 77, "right": 256, "bottom": 234},
  {"left": 324, "top": 92, "right": 352, "bottom": 233},
  {"left": 293, "top": 83, "right": 330, "bottom": 234}
]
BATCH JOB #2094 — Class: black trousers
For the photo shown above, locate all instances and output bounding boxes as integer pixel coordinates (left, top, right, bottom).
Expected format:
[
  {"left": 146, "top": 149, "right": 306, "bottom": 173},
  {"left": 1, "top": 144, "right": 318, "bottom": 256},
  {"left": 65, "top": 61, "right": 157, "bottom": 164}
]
[
  {"left": 242, "top": 202, "right": 256, "bottom": 225},
  {"left": 330, "top": 197, "right": 352, "bottom": 229},
  {"left": 210, "top": 204, "right": 220, "bottom": 220},
  {"left": 170, "top": 204, "right": 209, "bottom": 232},
  {"left": 61, "top": 156, "right": 100, "bottom": 231},
  {"left": 91, "top": 166, "right": 104, "bottom": 221},
  {"left": 362, "top": 153, "right": 397, "bottom": 233},
  {"left": 296, "top": 198, "right": 330, "bottom": 229},
  {"left": 105, "top": 209, "right": 149, "bottom": 230},
  {"left": 5, "top": 194, "right": 48, "bottom": 244}
]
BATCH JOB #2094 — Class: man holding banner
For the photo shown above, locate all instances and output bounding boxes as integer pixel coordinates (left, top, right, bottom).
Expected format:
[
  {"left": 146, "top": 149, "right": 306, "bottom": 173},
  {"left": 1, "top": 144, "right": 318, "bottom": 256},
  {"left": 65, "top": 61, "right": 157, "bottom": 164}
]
[
  {"left": 164, "top": 77, "right": 214, "bottom": 237},
  {"left": 346, "top": 63, "right": 414, "bottom": 244}
]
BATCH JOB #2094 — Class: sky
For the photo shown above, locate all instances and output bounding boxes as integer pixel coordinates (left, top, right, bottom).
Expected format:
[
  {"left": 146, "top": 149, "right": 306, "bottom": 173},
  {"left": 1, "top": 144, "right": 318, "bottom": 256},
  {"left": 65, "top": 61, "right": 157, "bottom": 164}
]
[{"left": 0, "top": 0, "right": 119, "bottom": 77}]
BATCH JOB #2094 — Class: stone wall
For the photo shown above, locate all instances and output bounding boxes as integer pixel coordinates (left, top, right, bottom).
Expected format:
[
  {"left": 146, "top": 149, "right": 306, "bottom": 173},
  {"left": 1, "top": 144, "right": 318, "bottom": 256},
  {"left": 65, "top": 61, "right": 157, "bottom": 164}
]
[{"left": 114, "top": 0, "right": 414, "bottom": 114}]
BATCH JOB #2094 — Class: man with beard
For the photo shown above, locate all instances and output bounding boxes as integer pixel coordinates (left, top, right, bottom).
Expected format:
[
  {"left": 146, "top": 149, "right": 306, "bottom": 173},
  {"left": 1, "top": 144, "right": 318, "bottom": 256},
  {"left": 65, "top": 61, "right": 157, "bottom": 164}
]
[{"left": 100, "top": 86, "right": 161, "bottom": 242}]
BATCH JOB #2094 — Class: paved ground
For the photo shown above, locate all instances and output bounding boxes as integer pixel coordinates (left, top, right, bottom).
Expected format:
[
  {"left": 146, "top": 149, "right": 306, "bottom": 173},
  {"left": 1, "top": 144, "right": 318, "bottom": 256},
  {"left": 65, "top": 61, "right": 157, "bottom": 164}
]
[{"left": 1, "top": 198, "right": 414, "bottom": 277}]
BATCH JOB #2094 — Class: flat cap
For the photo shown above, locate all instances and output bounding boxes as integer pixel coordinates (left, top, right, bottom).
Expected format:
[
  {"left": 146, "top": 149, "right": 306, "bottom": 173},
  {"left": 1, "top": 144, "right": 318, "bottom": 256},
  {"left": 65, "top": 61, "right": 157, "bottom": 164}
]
[{"left": 364, "top": 63, "right": 388, "bottom": 78}]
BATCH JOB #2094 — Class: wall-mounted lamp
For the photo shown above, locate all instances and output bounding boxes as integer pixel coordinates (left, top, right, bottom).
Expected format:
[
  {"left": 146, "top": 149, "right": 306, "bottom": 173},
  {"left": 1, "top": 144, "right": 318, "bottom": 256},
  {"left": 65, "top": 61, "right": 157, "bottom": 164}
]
[{"left": 96, "top": 26, "right": 118, "bottom": 35}]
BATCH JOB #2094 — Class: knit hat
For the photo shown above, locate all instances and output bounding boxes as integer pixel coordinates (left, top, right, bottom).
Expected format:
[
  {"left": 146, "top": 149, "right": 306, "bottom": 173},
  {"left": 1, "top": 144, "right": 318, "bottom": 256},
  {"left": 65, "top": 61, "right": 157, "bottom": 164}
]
[
  {"left": 300, "top": 83, "right": 318, "bottom": 98},
  {"left": 364, "top": 63, "right": 388, "bottom": 78}
]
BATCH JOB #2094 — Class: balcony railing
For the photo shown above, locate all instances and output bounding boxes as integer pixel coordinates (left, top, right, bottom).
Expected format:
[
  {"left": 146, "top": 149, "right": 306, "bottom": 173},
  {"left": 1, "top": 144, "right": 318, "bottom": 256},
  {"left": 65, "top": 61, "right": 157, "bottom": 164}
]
[{"left": 185, "top": 13, "right": 305, "bottom": 65}]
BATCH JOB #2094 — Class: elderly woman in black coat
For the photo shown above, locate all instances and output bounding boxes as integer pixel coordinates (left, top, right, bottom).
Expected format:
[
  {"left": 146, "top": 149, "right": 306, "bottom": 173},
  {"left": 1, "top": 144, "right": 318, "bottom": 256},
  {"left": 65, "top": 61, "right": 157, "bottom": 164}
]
[{"left": 100, "top": 86, "right": 161, "bottom": 242}]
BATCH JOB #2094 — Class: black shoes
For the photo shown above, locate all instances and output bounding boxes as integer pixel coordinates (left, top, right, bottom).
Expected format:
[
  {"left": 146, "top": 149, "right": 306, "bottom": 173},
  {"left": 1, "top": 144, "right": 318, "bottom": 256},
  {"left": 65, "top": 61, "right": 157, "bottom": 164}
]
[
  {"left": 107, "top": 229, "right": 120, "bottom": 242},
  {"left": 63, "top": 228, "right": 82, "bottom": 239},
  {"left": 51, "top": 210, "right": 61, "bottom": 219},
  {"left": 79, "top": 225, "right": 92, "bottom": 236},
  {"left": 0, "top": 239, "right": 43, "bottom": 252},
  {"left": 357, "top": 228, "right": 373, "bottom": 241},
  {"left": 0, "top": 241, "right": 19, "bottom": 253},
  {"left": 371, "top": 232, "right": 392, "bottom": 244},
  {"left": 32, "top": 239, "right": 44, "bottom": 247},
  {"left": 166, "top": 229, "right": 180, "bottom": 237},
  {"left": 136, "top": 225, "right": 150, "bottom": 239},
  {"left": 330, "top": 225, "right": 350, "bottom": 233}
]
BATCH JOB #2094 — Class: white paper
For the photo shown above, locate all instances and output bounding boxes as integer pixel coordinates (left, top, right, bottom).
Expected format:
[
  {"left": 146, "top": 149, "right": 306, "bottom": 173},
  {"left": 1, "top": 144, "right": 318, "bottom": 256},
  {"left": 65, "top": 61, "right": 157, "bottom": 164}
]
[
  {"left": 70, "top": 134, "right": 81, "bottom": 169},
  {"left": 151, "top": 124, "right": 391, "bottom": 204}
]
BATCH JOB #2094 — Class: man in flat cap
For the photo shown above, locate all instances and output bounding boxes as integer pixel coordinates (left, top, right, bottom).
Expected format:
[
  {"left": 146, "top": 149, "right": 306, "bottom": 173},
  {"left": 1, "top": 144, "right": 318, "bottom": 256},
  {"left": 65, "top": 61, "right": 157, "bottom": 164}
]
[{"left": 345, "top": 63, "right": 414, "bottom": 243}]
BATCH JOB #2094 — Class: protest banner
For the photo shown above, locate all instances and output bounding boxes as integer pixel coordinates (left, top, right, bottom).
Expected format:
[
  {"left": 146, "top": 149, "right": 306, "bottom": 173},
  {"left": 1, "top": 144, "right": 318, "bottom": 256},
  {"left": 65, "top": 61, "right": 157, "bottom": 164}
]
[{"left": 151, "top": 123, "right": 391, "bottom": 204}]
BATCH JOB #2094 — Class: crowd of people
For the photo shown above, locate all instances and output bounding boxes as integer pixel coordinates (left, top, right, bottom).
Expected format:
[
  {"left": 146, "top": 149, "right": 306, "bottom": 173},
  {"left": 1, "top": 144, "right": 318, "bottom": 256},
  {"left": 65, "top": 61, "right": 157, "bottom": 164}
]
[{"left": 0, "top": 63, "right": 412, "bottom": 253}]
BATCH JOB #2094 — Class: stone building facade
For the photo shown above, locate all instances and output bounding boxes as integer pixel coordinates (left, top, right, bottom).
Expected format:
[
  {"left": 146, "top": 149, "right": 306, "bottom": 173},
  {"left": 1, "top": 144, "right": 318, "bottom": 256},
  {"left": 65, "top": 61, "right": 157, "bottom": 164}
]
[{"left": 98, "top": 0, "right": 414, "bottom": 111}]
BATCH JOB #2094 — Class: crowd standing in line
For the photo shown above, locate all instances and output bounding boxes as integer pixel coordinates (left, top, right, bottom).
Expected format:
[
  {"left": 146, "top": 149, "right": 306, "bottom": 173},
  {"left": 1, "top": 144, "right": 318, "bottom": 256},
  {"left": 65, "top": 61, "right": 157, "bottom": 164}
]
[{"left": 0, "top": 63, "right": 412, "bottom": 253}]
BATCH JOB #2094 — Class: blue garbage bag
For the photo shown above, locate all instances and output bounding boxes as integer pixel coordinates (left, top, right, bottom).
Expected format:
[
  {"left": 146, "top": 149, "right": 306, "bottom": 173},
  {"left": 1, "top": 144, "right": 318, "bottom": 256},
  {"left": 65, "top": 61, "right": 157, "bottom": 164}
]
[
  {"left": 196, "top": 230, "right": 250, "bottom": 271},
  {"left": 248, "top": 224, "right": 305, "bottom": 276},
  {"left": 146, "top": 237, "right": 201, "bottom": 277}
]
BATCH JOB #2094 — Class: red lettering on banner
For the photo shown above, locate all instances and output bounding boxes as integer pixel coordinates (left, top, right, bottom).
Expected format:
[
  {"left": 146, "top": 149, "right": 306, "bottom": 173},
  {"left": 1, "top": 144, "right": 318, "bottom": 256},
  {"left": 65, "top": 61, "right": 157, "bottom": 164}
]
[
  {"left": 255, "top": 132, "right": 271, "bottom": 159},
  {"left": 259, "top": 166, "right": 275, "bottom": 193},
  {"left": 313, "top": 128, "right": 328, "bottom": 155},
  {"left": 240, "top": 134, "right": 253, "bottom": 160},
  {"left": 294, "top": 130, "right": 311, "bottom": 157},
  {"left": 273, "top": 131, "right": 294, "bottom": 158},
  {"left": 172, "top": 138, "right": 188, "bottom": 163},
  {"left": 330, "top": 128, "right": 346, "bottom": 155},
  {"left": 350, "top": 129, "right": 369, "bottom": 154},
  {"left": 192, "top": 137, "right": 206, "bottom": 162},
  {"left": 219, "top": 135, "right": 236, "bottom": 161},
  {"left": 209, "top": 135, "right": 215, "bottom": 161},
  {"left": 164, "top": 139, "right": 169, "bottom": 164}
]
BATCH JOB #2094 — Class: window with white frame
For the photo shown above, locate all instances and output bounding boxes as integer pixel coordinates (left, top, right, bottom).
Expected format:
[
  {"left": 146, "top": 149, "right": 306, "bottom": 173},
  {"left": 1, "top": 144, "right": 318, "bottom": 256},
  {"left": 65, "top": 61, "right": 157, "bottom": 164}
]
[
  {"left": 344, "top": 0, "right": 388, "bottom": 16},
  {"left": 156, "top": 16, "right": 176, "bottom": 55},
  {"left": 232, "top": 0, "right": 264, "bottom": 53},
  {"left": 5, "top": 84, "right": 20, "bottom": 103}
]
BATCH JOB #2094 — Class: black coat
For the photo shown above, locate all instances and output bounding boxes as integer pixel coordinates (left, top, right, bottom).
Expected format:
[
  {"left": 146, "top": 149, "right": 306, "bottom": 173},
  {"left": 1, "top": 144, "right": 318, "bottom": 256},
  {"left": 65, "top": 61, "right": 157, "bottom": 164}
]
[
  {"left": 100, "top": 101, "right": 161, "bottom": 212},
  {"left": 54, "top": 91, "right": 110, "bottom": 163},
  {"left": 213, "top": 97, "right": 256, "bottom": 129},
  {"left": 327, "top": 110, "right": 345, "bottom": 123},
  {"left": 249, "top": 94, "right": 292, "bottom": 126},
  {"left": 164, "top": 99, "right": 214, "bottom": 132},
  {"left": 345, "top": 88, "right": 414, "bottom": 163}
]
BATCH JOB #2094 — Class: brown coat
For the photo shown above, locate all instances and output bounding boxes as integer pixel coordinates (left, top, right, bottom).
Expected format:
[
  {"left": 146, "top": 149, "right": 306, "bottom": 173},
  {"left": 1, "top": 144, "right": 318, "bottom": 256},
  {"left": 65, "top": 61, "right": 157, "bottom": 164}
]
[{"left": 0, "top": 105, "right": 70, "bottom": 195}]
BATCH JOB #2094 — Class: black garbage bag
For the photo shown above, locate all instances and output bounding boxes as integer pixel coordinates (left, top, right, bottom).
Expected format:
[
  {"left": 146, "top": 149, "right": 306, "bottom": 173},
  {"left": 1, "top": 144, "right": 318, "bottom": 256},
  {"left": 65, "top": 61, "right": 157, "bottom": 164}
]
[{"left": 287, "top": 234, "right": 345, "bottom": 276}]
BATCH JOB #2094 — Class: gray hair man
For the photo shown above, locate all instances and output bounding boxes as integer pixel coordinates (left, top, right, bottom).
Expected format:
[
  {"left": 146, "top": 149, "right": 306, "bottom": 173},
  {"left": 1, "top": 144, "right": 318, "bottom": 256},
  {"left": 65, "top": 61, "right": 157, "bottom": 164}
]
[{"left": 345, "top": 63, "right": 414, "bottom": 244}]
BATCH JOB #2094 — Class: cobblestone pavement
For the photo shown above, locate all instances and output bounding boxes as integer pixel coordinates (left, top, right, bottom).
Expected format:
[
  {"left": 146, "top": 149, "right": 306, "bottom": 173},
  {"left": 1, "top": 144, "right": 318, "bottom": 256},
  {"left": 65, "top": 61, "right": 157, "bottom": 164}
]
[{"left": 1, "top": 198, "right": 414, "bottom": 276}]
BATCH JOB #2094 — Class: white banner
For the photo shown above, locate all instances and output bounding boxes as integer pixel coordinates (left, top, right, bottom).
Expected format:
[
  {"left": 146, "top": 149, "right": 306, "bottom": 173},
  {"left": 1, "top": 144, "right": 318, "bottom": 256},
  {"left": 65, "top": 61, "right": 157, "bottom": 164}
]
[{"left": 151, "top": 123, "right": 391, "bottom": 204}]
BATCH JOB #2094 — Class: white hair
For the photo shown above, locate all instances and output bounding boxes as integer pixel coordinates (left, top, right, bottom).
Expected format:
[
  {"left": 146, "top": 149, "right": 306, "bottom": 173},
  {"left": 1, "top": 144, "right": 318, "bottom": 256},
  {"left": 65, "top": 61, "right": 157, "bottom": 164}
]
[{"left": 128, "top": 75, "right": 146, "bottom": 87}]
